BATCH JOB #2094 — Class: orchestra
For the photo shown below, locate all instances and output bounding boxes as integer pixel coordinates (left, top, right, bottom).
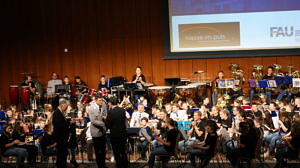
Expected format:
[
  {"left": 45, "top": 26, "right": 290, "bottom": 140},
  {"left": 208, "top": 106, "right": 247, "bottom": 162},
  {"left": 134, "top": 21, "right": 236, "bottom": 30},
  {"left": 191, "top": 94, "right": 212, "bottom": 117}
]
[{"left": 1, "top": 64, "right": 300, "bottom": 168}]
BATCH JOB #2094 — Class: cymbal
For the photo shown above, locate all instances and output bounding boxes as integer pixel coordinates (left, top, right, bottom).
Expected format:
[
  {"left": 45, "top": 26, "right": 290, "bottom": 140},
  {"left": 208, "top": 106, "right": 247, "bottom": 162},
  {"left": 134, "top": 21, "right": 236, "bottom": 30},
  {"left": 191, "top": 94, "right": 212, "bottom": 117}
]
[{"left": 192, "top": 70, "right": 205, "bottom": 74}]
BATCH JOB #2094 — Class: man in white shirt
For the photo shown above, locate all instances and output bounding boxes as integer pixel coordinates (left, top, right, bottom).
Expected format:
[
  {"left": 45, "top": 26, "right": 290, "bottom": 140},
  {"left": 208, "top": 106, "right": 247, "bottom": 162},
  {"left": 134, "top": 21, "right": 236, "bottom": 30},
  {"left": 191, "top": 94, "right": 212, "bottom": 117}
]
[
  {"left": 130, "top": 104, "right": 149, "bottom": 127},
  {"left": 170, "top": 104, "right": 188, "bottom": 121},
  {"left": 47, "top": 72, "right": 62, "bottom": 96}
]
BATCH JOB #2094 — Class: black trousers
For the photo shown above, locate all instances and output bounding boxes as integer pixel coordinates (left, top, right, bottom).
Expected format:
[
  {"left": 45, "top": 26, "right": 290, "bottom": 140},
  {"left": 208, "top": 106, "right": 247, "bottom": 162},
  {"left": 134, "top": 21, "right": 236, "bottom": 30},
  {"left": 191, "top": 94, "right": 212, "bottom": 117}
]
[
  {"left": 111, "top": 137, "right": 128, "bottom": 168},
  {"left": 56, "top": 140, "right": 68, "bottom": 168},
  {"left": 92, "top": 136, "right": 106, "bottom": 168}
]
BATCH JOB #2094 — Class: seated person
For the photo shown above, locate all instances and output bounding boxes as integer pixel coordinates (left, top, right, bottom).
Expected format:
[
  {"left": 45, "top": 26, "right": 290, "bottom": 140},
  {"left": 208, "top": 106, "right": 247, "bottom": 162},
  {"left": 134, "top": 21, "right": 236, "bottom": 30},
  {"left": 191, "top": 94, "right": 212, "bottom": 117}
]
[
  {"left": 12, "top": 121, "right": 38, "bottom": 164},
  {"left": 0, "top": 124, "right": 28, "bottom": 167},
  {"left": 187, "top": 120, "right": 218, "bottom": 167},
  {"left": 40, "top": 124, "right": 56, "bottom": 156},
  {"left": 226, "top": 121, "right": 258, "bottom": 167},
  {"left": 130, "top": 104, "right": 149, "bottom": 127},
  {"left": 274, "top": 117, "right": 300, "bottom": 167},
  {"left": 145, "top": 118, "right": 178, "bottom": 168},
  {"left": 178, "top": 111, "right": 205, "bottom": 151},
  {"left": 136, "top": 117, "right": 152, "bottom": 160}
]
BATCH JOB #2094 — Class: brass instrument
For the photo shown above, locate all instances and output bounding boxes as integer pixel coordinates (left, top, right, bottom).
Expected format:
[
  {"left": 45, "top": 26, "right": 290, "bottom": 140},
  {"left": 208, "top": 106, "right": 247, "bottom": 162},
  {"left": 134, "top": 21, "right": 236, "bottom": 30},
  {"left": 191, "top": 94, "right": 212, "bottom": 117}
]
[
  {"left": 287, "top": 66, "right": 294, "bottom": 77},
  {"left": 272, "top": 64, "right": 283, "bottom": 76},
  {"left": 253, "top": 65, "right": 264, "bottom": 80},
  {"left": 230, "top": 63, "right": 244, "bottom": 91}
]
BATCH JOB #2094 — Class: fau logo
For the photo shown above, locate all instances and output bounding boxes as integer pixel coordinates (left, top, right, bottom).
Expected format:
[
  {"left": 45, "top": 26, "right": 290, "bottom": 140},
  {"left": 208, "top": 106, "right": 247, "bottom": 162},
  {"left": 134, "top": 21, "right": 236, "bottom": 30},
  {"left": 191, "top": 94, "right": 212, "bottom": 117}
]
[{"left": 270, "top": 26, "right": 294, "bottom": 37}]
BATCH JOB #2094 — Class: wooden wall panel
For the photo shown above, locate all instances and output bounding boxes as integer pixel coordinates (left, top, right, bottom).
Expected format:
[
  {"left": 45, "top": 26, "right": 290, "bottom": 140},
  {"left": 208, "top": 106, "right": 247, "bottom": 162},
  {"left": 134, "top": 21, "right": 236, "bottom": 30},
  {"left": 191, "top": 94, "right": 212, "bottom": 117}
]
[{"left": 0, "top": 0, "right": 300, "bottom": 106}]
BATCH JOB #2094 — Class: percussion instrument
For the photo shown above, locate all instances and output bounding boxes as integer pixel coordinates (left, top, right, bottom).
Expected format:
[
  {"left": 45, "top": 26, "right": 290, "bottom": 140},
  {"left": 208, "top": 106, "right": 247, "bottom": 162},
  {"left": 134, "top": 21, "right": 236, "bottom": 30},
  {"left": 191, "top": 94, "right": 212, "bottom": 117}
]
[
  {"left": 175, "top": 85, "right": 196, "bottom": 100},
  {"left": 188, "top": 82, "right": 209, "bottom": 98},
  {"left": 71, "top": 85, "right": 78, "bottom": 97},
  {"left": 100, "top": 88, "right": 108, "bottom": 96},
  {"left": 148, "top": 86, "right": 172, "bottom": 108},
  {"left": 148, "top": 86, "right": 172, "bottom": 101},
  {"left": 21, "top": 86, "right": 30, "bottom": 108},
  {"left": 87, "top": 89, "right": 97, "bottom": 96},
  {"left": 143, "top": 83, "right": 154, "bottom": 88},
  {"left": 9, "top": 85, "right": 19, "bottom": 105}
]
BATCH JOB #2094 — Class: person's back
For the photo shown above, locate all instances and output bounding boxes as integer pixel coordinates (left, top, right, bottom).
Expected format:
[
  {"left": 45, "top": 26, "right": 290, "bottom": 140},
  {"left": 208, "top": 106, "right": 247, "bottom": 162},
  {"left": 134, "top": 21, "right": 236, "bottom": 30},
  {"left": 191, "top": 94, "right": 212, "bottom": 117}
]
[{"left": 106, "top": 106, "right": 127, "bottom": 139}]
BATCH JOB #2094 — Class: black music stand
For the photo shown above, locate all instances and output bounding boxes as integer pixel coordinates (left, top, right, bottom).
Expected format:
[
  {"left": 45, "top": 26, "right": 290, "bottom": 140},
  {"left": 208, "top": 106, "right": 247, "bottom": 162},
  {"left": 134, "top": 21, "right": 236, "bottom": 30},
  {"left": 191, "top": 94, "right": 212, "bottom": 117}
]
[
  {"left": 55, "top": 84, "right": 69, "bottom": 94},
  {"left": 165, "top": 78, "right": 181, "bottom": 87}
]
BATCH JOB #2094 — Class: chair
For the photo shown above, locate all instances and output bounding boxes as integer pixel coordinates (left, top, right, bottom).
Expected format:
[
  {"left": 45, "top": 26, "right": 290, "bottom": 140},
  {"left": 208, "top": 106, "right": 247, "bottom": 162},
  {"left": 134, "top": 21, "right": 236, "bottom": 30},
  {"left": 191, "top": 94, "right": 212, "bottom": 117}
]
[
  {"left": 156, "top": 133, "right": 182, "bottom": 168},
  {"left": 197, "top": 136, "right": 223, "bottom": 168}
]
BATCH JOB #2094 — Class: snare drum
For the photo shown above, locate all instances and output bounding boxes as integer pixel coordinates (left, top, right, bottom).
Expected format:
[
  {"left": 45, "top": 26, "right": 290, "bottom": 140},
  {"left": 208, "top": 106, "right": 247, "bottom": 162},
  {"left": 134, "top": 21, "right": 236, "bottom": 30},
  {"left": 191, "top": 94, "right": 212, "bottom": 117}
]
[
  {"left": 148, "top": 86, "right": 172, "bottom": 101},
  {"left": 81, "top": 95, "right": 91, "bottom": 104},
  {"left": 87, "top": 89, "right": 97, "bottom": 96},
  {"left": 175, "top": 85, "right": 196, "bottom": 100},
  {"left": 21, "top": 86, "right": 30, "bottom": 108},
  {"left": 9, "top": 85, "right": 19, "bottom": 105},
  {"left": 100, "top": 88, "right": 108, "bottom": 96}
]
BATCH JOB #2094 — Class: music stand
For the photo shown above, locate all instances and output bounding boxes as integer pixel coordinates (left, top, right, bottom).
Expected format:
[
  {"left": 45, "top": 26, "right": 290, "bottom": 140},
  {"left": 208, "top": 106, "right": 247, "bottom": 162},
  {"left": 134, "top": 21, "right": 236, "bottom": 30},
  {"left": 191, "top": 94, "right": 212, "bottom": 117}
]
[
  {"left": 165, "top": 78, "right": 181, "bottom": 87},
  {"left": 55, "top": 84, "right": 69, "bottom": 94},
  {"left": 107, "top": 76, "right": 125, "bottom": 88}
]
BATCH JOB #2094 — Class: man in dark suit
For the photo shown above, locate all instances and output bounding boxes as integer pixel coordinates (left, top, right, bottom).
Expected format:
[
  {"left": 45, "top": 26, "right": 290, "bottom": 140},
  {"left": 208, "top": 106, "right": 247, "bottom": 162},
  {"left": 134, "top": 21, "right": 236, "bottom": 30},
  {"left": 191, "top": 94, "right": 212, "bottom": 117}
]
[
  {"left": 52, "top": 98, "right": 69, "bottom": 168},
  {"left": 106, "top": 97, "right": 128, "bottom": 168}
]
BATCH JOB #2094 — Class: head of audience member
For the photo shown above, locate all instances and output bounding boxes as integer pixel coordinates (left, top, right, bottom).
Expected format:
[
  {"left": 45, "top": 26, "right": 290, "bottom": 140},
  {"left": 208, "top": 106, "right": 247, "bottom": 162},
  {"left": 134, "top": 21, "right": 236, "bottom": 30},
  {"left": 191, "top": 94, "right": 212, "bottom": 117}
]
[
  {"left": 140, "top": 117, "right": 148, "bottom": 128},
  {"left": 233, "top": 100, "right": 241, "bottom": 107},
  {"left": 205, "top": 120, "right": 218, "bottom": 134},
  {"left": 158, "top": 110, "right": 167, "bottom": 121},
  {"left": 172, "top": 104, "right": 180, "bottom": 113},
  {"left": 108, "top": 97, "right": 118, "bottom": 108},
  {"left": 239, "top": 121, "right": 250, "bottom": 135},
  {"left": 181, "top": 102, "right": 189, "bottom": 111},
  {"left": 164, "top": 117, "right": 176, "bottom": 129},
  {"left": 51, "top": 72, "right": 58, "bottom": 80},
  {"left": 137, "top": 104, "right": 145, "bottom": 113},
  {"left": 193, "top": 111, "right": 202, "bottom": 122},
  {"left": 44, "top": 124, "right": 54, "bottom": 135},
  {"left": 269, "top": 102, "right": 277, "bottom": 111},
  {"left": 164, "top": 103, "right": 172, "bottom": 113},
  {"left": 237, "top": 108, "right": 246, "bottom": 122},
  {"left": 295, "top": 97, "right": 300, "bottom": 107},
  {"left": 3, "top": 124, "right": 13, "bottom": 136},
  {"left": 210, "top": 106, "right": 219, "bottom": 116},
  {"left": 203, "top": 97, "right": 210, "bottom": 105},
  {"left": 220, "top": 109, "right": 230, "bottom": 120},
  {"left": 254, "top": 118, "right": 263, "bottom": 128},
  {"left": 151, "top": 105, "right": 159, "bottom": 115}
]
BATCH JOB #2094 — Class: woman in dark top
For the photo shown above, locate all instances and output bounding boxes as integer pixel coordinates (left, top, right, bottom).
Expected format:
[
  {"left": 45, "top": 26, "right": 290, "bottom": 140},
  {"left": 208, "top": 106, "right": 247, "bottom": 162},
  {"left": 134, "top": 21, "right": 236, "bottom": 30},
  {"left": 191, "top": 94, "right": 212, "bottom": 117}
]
[
  {"left": 187, "top": 120, "right": 218, "bottom": 167},
  {"left": 40, "top": 124, "right": 56, "bottom": 156},
  {"left": 264, "top": 110, "right": 291, "bottom": 152},
  {"left": 146, "top": 118, "right": 178, "bottom": 168},
  {"left": 226, "top": 121, "right": 258, "bottom": 167},
  {"left": 12, "top": 121, "right": 38, "bottom": 164},
  {"left": 274, "top": 120, "right": 300, "bottom": 167},
  {"left": 0, "top": 124, "right": 28, "bottom": 167}
]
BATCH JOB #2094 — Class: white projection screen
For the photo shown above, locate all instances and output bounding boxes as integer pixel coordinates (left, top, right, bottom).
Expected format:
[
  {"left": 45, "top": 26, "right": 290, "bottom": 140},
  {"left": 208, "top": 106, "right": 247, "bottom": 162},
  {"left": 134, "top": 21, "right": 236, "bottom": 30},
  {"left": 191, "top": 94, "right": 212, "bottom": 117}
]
[{"left": 164, "top": 0, "right": 300, "bottom": 59}]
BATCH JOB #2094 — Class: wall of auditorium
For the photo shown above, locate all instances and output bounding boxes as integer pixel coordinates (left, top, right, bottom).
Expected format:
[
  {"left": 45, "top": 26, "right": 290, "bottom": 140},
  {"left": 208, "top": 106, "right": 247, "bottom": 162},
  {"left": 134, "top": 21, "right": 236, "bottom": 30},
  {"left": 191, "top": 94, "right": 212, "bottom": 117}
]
[{"left": 1, "top": 0, "right": 300, "bottom": 106}]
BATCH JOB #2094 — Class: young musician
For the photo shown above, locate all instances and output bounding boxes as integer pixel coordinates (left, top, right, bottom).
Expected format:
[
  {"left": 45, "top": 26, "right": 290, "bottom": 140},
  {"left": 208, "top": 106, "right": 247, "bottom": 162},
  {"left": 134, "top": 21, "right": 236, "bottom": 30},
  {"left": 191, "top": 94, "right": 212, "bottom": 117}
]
[
  {"left": 263, "top": 66, "right": 274, "bottom": 103},
  {"left": 132, "top": 66, "right": 146, "bottom": 85},
  {"left": 212, "top": 71, "right": 225, "bottom": 105}
]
